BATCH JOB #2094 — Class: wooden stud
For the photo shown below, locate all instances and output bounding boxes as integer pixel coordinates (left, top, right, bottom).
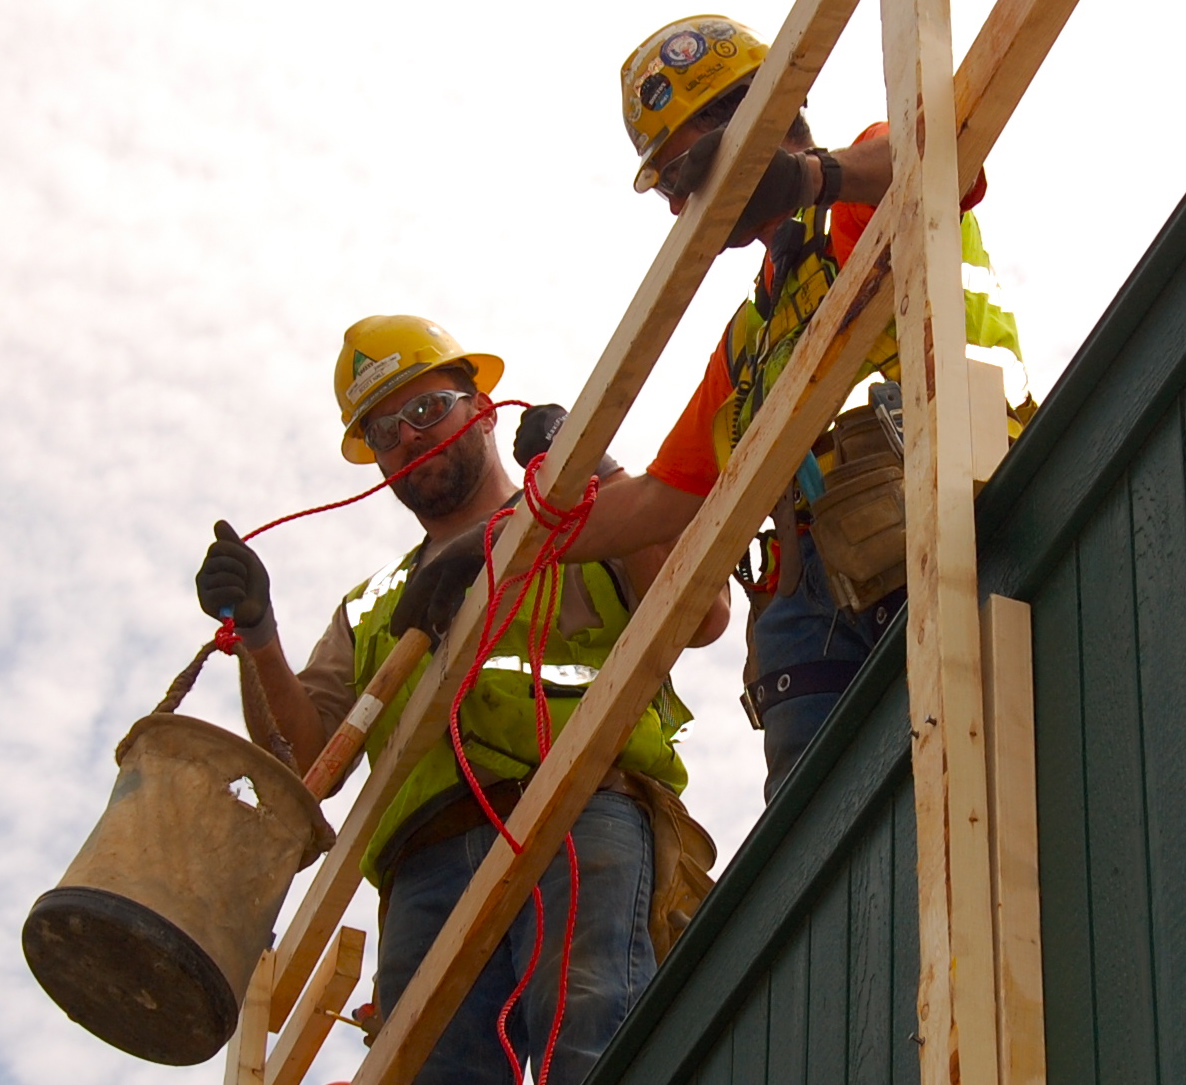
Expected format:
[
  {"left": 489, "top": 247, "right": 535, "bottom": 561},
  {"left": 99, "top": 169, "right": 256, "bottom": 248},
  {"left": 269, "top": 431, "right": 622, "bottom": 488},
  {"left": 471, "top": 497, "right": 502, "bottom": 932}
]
[
  {"left": 969, "top": 359, "right": 1009, "bottom": 494},
  {"left": 265, "top": 927, "right": 365, "bottom": 1085},
  {"left": 882, "top": 1, "right": 999, "bottom": 1083},
  {"left": 223, "top": 949, "right": 274, "bottom": 1085},
  {"left": 981, "top": 595, "right": 1047, "bottom": 1085}
]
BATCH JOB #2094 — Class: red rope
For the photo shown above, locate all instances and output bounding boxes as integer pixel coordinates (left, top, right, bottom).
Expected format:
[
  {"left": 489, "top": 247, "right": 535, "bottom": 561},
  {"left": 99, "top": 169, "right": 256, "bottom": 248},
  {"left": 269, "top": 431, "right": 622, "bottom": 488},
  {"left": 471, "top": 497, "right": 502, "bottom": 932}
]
[
  {"left": 212, "top": 398, "right": 528, "bottom": 654},
  {"left": 444, "top": 452, "right": 597, "bottom": 1084},
  {"left": 209, "top": 403, "right": 593, "bottom": 1085}
]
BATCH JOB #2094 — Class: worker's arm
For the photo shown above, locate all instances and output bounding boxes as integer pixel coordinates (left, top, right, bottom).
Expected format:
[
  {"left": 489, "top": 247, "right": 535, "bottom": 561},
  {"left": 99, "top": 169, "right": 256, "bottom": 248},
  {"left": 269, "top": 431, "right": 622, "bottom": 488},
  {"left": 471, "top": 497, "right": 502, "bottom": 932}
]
[
  {"left": 819, "top": 133, "right": 893, "bottom": 206},
  {"left": 243, "top": 635, "right": 332, "bottom": 774},
  {"left": 599, "top": 471, "right": 730, "bottom": 647},
  {"left": 196, "top": 520, "right": 330, "bottom": 773}
]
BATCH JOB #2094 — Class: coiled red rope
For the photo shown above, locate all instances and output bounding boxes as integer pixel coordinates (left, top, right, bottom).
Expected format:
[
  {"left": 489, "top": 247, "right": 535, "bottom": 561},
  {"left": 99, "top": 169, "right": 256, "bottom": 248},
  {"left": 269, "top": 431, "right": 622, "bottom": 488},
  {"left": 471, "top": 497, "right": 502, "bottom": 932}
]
[{"left": 212, "top": 400, "right": 589, "bottom": 1082}]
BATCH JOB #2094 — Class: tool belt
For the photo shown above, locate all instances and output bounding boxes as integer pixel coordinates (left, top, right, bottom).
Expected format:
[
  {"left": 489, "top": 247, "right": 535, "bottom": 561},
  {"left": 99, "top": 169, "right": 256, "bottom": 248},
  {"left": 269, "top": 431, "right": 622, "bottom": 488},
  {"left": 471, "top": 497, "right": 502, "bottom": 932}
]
[{"left": 809, "top": 405, "right": 907, "bottom": 613}]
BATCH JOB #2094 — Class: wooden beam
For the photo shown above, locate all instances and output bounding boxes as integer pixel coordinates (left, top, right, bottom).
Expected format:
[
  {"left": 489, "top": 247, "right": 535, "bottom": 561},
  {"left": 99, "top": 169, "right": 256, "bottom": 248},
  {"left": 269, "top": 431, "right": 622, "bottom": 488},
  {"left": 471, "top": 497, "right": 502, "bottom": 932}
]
[
  {"left": 265, "top": 928, "right": 364, "bottom": 1085},
  {"left": 981, "top": 595, "right": 1046, "bottom": 1085},
  {"left": 882, "top": 1, "right": 999, "bottom": 1082},
  {"left": 969, "top": 359, "right": 1009, "bottom": 493},
  {"left": 266, "top": 0, "right": 861, "bottom": 1029},
  {"left": 223, "top": 950, "right": 274, "bottom": 1085}
]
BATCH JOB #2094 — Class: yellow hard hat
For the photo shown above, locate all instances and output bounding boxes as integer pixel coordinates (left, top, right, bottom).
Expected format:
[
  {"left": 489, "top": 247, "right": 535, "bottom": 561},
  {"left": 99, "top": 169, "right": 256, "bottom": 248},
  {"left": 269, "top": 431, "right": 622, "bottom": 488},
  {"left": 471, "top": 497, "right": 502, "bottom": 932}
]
[
  {"left": 621, "top": 15, "right": 768, "bottom": 194},
  {"left": 333, "top": 315, "right": 504, "bottom": 464}
]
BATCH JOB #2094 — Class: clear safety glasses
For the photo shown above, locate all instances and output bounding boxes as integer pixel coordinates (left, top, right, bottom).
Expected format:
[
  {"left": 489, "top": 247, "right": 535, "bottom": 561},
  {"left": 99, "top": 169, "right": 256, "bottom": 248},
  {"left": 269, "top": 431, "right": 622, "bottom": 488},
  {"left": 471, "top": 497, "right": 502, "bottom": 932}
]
[{"left": 362, "top": 389, "right": 472, "bottom": 454}]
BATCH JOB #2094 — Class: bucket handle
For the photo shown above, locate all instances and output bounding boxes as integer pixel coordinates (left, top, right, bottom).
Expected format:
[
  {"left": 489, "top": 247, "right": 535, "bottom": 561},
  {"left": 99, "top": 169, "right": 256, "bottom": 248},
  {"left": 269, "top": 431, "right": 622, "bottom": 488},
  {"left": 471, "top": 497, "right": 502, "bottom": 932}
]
[{"left": 150, "top": 639, "right": 301, "bottom": 775}]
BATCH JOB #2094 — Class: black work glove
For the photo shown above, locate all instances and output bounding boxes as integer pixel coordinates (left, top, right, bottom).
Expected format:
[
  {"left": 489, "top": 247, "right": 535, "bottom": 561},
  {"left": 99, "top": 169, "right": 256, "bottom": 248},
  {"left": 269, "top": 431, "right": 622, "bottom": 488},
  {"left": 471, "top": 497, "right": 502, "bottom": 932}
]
[
  {"left": 670, "top": 127, "right": 816, "bottom": 248},
  {"left": 513, "top": 404, "right": 621, "bottom": 477},
  {"left": 389, "top": 524, "right": 489, "bottom": 649},
  {"left": 514, "top": 404, "right": 569, "bottom": 468},
  {"left": 196, "top": 520, "right": 277, "bottom": 647}
]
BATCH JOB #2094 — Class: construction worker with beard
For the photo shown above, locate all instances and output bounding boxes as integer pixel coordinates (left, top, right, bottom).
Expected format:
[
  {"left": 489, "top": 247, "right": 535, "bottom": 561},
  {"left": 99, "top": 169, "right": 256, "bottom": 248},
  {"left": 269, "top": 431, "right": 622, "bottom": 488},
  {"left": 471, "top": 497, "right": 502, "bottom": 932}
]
[
  {"left": 195, "top": 314, "right": 727, "bottom": 1085},
  {"left": 502, "top": 16, "right": 1030, "bottom": 803}
]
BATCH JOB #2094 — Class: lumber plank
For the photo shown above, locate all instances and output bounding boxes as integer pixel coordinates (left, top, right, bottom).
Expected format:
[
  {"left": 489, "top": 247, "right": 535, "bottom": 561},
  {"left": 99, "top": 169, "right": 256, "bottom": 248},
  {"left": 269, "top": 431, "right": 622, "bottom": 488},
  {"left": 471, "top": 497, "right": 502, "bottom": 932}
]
[
  {"left": 265, "top": 928, "right": 364, "bottom": 1085},
  {"left": 969, "top": 359, "right": 1008, "bottom": 493},
  {"left": 223, "top": 950, "right": 274, "bottom": 1085},
  {"left": 980, "top": 595, "right": 1046, "bottom": 1085},
  {"left": 267, "top": 0, "right": 860, "bottom": 1030},
  {"left": 881, "top": 1, "right": 999, "bottom": 1083}
]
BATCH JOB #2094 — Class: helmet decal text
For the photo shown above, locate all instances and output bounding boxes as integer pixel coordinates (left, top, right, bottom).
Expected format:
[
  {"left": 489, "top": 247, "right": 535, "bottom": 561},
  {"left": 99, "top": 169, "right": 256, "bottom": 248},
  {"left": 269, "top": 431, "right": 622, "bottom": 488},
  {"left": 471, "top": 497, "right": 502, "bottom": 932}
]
[{"left": 640, "top": 73, "right": 673, "bottom": 112}]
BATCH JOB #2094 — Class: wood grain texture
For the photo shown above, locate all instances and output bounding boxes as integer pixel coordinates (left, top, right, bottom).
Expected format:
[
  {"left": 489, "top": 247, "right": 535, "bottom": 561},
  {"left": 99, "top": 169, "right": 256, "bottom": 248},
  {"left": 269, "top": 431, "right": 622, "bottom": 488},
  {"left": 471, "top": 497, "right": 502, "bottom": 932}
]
[
  {"left": 882, "top": 0, "right": 999, "bottom": 1080},
  {"left": 223, "top": 949, "right": 274, "bottom": 1085},
  {"left": 265, "top": 928, "right": 364, "bottom": 1085},
  {"left": 980, "top": 595, "right": 1045, "bottom": 1085},
  {"left": 769, "top": 926, "right": 811, "bottom": 1085},
  {"left": 1078, "top": 482, "right": 1158, "bottom": 1083},
  {"left": 849, "top": 815, "right": 894, "bottom": 1085},
  {"left": 1030, "top": 555, "right": 1096, "bottom": 1084},
  {"left": 1129, "top": 404, "right": 1186, "bottom": 1084}
]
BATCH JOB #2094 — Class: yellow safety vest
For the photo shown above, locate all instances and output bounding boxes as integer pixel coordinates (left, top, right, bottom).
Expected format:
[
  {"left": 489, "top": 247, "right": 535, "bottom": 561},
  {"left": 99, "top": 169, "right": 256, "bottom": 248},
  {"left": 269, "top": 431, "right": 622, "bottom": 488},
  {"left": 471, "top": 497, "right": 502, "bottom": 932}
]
[
  {"left": 712, "top": 206, "right": 1025, "bottom": 466},
  {"left": 345, "top": 550, "right": 691, "bottom": 885}
]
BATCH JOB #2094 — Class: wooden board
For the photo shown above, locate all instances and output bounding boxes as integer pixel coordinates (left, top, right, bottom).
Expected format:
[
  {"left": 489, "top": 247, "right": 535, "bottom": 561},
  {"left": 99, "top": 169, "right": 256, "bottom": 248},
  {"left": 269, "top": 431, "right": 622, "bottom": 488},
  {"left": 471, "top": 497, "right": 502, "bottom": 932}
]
[
  {"left": 265, "top": 927, "right": 364, "bottom": 1085},
  {"left": 881, "top": 1, "right": 999, "bottom": 1081},
  {"left": 980, "top": 595, "right": 1045, "bottom": 1085},
  {"left": 969, "top": 360, "right": 1008, "bottom": 493},
  {"left": 223, "top": 950, "right": 274, "bottom": 1085}
]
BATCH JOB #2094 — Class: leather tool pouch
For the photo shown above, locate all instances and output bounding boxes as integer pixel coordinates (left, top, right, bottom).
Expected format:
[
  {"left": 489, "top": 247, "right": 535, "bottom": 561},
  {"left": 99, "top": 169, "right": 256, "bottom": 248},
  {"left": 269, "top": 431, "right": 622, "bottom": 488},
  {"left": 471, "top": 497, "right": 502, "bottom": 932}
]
[
  {"left": 625, "top": 771, "right": 717, "bottom": 964},
  {"left": 810, "top": 406, "right": 907, "bottom": 612}
]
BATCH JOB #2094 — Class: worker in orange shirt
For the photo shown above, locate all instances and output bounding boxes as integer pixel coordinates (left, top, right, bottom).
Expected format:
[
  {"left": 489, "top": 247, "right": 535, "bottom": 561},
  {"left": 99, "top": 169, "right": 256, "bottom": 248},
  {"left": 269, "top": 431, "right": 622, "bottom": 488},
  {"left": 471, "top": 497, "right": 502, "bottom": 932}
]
[{"left": 509, "top": 16, "right": 1028, "bottom": 802}]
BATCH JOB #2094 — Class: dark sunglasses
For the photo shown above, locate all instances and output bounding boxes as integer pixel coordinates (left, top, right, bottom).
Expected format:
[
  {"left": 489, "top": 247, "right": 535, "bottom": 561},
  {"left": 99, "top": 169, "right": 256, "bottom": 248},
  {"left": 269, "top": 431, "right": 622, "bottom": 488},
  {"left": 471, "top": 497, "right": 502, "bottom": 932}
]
[{"left": 363, "top": 389, "right": 472, "bottom": 454}]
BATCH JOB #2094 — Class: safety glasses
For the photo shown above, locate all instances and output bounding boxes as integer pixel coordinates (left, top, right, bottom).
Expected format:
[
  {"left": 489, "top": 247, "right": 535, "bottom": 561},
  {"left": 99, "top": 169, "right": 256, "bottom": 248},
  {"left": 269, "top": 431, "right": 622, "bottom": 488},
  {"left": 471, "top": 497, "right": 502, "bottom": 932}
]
[
  {"left": 363, "top": 389, "right": 472, "bottom": 454},
  {"left": 653, "top": 149, "right": 691, "bottom": 199}
]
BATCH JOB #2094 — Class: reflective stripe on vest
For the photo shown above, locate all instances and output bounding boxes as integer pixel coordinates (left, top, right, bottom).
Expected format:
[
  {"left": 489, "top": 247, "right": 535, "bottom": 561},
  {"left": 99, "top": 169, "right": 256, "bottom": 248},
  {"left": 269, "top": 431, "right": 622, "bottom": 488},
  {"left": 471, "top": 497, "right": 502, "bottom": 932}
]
[{"left": 343, "top": 554, "right": 690, "bottom": 885}]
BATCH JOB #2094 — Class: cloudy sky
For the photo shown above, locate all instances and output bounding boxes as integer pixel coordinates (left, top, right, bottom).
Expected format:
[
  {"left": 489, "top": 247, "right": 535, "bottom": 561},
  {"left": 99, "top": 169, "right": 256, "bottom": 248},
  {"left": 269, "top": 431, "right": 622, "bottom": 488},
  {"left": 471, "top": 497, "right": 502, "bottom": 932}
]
[{"left": 2, "top": 1, "right": 1183, "bottom": 1082}]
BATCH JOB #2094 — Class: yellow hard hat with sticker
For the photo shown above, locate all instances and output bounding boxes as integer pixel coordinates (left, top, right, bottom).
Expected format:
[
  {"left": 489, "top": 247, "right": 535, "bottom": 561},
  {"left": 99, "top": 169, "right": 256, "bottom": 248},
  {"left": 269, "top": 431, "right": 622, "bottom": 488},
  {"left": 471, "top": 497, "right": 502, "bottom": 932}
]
[
  {"left": 333, "top": 315, "right": 503, "bottom": 464},
  {"left": 620, "top": 15, "right": 768, "bottom": 193}
]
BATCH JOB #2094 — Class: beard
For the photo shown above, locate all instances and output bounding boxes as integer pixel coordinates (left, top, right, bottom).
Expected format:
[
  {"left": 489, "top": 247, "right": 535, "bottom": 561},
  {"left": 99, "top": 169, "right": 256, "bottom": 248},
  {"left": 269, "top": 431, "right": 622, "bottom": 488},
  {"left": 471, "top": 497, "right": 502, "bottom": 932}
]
[{"left": 390, "top": 424, "right": 488, "bottom": 519}]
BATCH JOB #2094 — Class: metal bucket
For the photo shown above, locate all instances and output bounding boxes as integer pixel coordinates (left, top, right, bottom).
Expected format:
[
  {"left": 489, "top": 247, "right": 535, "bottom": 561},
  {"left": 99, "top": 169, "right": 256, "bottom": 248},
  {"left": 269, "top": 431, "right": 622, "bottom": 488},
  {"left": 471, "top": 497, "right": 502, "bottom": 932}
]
[{"left": 22, "top": 711, "right": 335, "bottom": 1065}]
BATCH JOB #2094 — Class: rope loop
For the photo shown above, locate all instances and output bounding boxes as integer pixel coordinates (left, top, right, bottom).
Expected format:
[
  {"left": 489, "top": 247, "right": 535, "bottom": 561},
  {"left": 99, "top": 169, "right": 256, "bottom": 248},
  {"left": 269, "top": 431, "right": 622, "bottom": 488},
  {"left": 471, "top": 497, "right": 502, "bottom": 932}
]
[{"left": 214, "top": 615, "right": 242, "bottom": 654}]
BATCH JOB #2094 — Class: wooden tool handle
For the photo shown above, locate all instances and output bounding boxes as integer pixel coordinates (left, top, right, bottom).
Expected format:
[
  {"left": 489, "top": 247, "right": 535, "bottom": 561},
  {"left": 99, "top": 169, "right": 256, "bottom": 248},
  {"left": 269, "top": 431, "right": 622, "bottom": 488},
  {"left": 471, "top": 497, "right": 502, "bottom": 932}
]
[{"left": 303, "top": 629, "right": 432, "bottom": 801}]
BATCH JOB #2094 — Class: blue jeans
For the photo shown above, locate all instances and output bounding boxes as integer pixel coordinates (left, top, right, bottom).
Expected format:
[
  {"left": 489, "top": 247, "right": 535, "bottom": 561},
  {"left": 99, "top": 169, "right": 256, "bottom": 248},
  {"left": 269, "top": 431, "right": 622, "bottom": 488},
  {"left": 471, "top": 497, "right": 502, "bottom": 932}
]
[
  {"left": 377, "top": 790, "right": 656, "bottom": 1085},
  {"left": 754, "top": 533, "right": 899, "bottom": 802}
]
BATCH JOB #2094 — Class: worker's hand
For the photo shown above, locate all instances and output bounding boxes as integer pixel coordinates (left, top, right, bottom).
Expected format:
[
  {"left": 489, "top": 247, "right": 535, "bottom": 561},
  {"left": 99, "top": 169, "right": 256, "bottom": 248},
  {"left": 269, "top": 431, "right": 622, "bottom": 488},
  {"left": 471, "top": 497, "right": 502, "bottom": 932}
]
[
  {"left": 514, "top": 404, "right": 569, "bottom": 468},
  {"left": 389, "top": 524, "right": 489, "bottom": 649},
  {"left": 196, "top": 521, "right": 276, "bottom": 646},
  {"left": 513, "top": 404, "right": 622, "bottom": 478},
  {"left": 670, "top": 127, "right": 815, "bottom": 248}
]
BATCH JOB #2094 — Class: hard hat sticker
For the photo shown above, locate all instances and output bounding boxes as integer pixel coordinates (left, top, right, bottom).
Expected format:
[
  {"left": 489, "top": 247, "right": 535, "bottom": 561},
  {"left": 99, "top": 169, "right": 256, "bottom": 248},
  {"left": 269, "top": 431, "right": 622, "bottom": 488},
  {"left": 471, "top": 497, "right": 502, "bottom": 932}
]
[
  {"left": 712, "top": 39, "right": 738, "bottom": 59},
  {"left": 347, "top": 351, "right": 402, "bottom": 404},
  {"left": 698, "top": 20, "right": 737, "bottom": 40},
  {"left": 640, "top": 73, "right": 673, "bottom": 112},
  {"left": 660, "top": 31, "right": 707, "bottom": 69}
]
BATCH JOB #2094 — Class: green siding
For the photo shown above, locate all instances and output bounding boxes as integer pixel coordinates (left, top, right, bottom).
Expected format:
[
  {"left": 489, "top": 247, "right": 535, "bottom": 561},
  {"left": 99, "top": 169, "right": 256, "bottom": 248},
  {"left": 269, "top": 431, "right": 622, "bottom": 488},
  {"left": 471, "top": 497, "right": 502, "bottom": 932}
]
[{"left": 587, "top": 195, "right": 1186, "bottom": 1084}]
